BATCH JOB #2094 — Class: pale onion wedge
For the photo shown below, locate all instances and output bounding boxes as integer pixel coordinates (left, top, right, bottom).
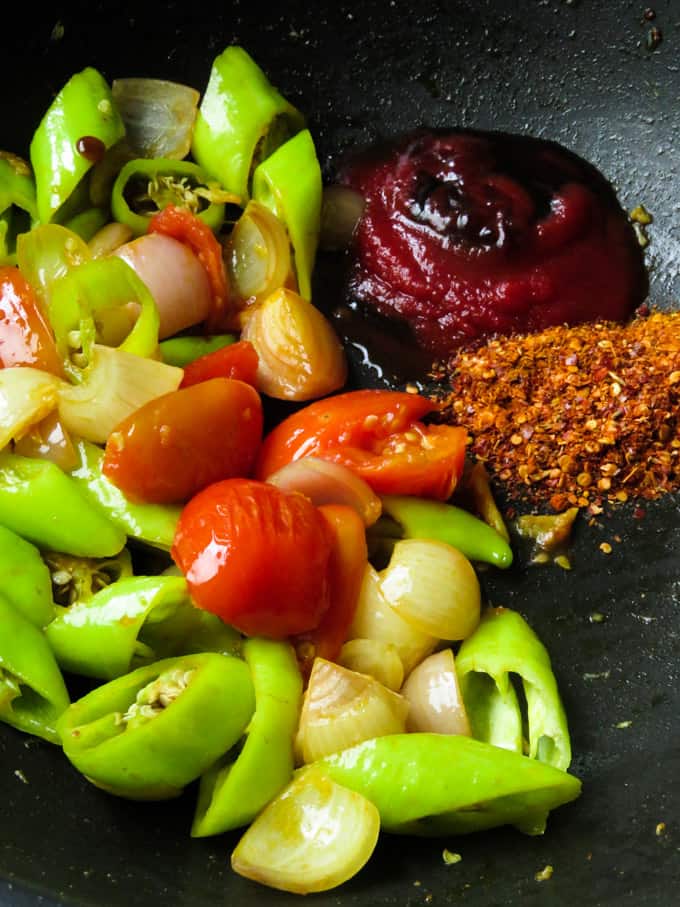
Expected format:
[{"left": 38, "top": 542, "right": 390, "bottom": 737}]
[
  {"left": 227, "top": 200, "right": 292, "bottom": 303},
  {"left": 338, "top": 638, "right": 404, "bottom": 691},
  {"left": 401, "top": 648, "right": 471, "bottom": 735},
  {"left": 111, "top": 78, "right": 200, "bottom": 160},
  {"left": 88, "top": 222, "right": 134, "bottom": 259},
  {"left": 295, "top": 657, "right": 408, "bottom": 765},
  {"left": 57, "top": 344, "right": 183, "bottom": 443},
  {"left": 349, "top": 565, "right": 437, "bottom": 676},
  {"left": 0, "top": 367, "right": 61, "bottom": 451},
  {"left": 379, "top": 539, "right": 481, "bottom": 641},
  {"left": 231, "top": 768, "right": 380, "bottom": 895},
  {"left": 266, "top": 456, "right": 382, "bottom": 526},
  {"left": 241, "top": 287, "right": 347, "bottom": 401}
]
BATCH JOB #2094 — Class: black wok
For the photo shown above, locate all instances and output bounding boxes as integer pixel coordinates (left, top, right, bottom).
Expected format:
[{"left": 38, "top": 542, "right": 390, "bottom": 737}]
[{"left": 2, "top": 1, "right": 680, "bottom": 904}]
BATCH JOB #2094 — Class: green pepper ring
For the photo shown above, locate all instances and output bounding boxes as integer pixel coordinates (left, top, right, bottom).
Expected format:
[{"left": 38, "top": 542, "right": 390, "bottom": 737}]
[{"left": 111, "top": 158, "right": 227, "bottom": 236}]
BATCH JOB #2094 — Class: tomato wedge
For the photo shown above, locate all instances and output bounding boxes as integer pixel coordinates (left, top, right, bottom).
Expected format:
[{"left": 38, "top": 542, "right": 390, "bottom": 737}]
[
  {"left": 148, "top": 205, "right": 230, "bottom": 331},
  {"left": 102, "top": 378, "right": 263, "bottom": 504},
  {"left": 293, "top": 503, "right": 368, "bottom": 677},
  {"left": 180, "top": 339, "right": 259, "bottom": 388},
  {"left": 171, "top": 478, "right": 334, "bottom": 639},
  {"left": 255, "top": 389, "right": 467, "bottom": 500},
  {"left": 0, "top": 266, "right": 64, "bottom": 374}
]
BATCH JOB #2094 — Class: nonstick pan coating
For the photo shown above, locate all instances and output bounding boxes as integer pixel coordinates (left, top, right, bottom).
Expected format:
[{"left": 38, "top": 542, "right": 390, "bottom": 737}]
[{"left": 1, "top": 2, "right": 679, "bottom": 905}]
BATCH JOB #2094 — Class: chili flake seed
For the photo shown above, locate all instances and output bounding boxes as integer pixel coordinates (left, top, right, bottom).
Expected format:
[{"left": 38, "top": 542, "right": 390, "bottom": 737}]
[
  {"left": 656, "top": 822, "right": 667, "bottom": 836},
  {"left": 535, "top": 865, "right": 554, "bottom": 882},
  {"left": 600, "top": 542, "right": 613, "bottom": 554},
  {"left": 616, "top": 720, "right": 633, "bottom": 729},
  {"left": 442, "top": 849, "right": 462, "bottom": 865},
  {"left": 433, "top": 311, "right": 680, "bottom": 510}
]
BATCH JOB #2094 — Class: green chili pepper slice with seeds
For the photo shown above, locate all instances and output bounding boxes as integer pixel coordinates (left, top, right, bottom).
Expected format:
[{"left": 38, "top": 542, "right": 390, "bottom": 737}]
[
  {"left": 111, "top": 158, "right": 231, "bottom": 237},
  {"left": 57, "top": 652, "right": 255, "bottom": 800},
  {"left": 43, "top": 548, "right": 133, "bottom": 608},
  {"left": 0, "top": 153, "right": 38, "bottom": 264},
  {"left": 0, "top": 594, "right": 70, "bottom": 744}
]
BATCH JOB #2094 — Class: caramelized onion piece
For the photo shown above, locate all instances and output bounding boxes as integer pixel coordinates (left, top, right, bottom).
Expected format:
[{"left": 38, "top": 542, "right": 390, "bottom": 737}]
[
  {"left": 241, "top": 287, "right": 347, "bottom": 401},
  {"left": 112, "top": 78, "right": 200, "bottom": 160}
]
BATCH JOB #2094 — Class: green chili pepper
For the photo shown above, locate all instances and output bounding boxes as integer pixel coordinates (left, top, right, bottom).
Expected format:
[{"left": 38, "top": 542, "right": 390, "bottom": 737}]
[
  {"left": 111, "top": 158, "right": 229, "bottom": 236},
  {"left": 48, "top": 256, "right": 160, "bottom": 381},
  {"left": 191, "top": 45, "right": 305, "bottom": 202},
  {"left": 0, "top": 450, "right": 125, "bottom": 557},
  {"left": 45, "top": 575, "right": 205, "bottom": 681},
  {"left": 252, "top": 129, "right": 322, "bottom": 302},
  {"left": 0, "top": 153, "right": 38, "bottom": 264},
  {"left": 159, "top": 333, "right": 236, "bottom": 368},
  {"left": 373, "top": 495, "right": 514, "bottom": 568},
  {"left": 456, "top": 606, "right": 572, "bottom": 771},
  {"left": 57, "top": 652, "right": 255, "bottom": 800},
  {"left": 180, "top": 610, "right": 243, "bottom": 658},
  {"left": 16, "top": 223, "right": 92, "bottom": 311},
  {"left": 63, "top": 206, "right": 109, "bottom": 241},
  {"left": 192, "top": 637, "right": 302, "bottom": 837},
  {"left": 0, "top": 594, "right": 70, "bottom": 744},
  {"left": 69, "top": 438, "right": 180, "bottom": 550},
  {"left": 0, "top": 524, "right": 55, "bottom": 628},
  {"left": 30, "top": 67, "right": 125, "bottom": 225},
  {"left": 310, "top": 732, "right": 581, "bottom": 837},
  {"left": 43, "top": 548, "right": 133, "bottom": 608}
]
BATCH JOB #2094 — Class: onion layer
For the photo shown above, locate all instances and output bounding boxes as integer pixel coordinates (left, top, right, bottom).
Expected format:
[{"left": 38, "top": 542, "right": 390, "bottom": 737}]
[
  {"left": 231, "top": 768, "right": 380, "bottom": 894},
  {"left": 0, "top": 366, "right": 60, "bottom": 451},
  {"left": 338, "top": 638, "right": 404, "bottom": 691},
  {"left": 401, "top": 648, "right": 471, "bottom": 735},
  {"left": 111, "top": 78, "right": 200, "bottom": 160},
  {"left": 227, "top": 200, "right": 292, "bottom": 303}
]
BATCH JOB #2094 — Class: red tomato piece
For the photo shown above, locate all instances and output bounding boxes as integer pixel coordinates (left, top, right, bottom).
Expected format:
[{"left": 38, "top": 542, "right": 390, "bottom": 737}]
[
  {"left": 180, "top": 339, "right": 259, "bottom": 389},
  {"left": 255, "top": 388, "right": 467, "bottom": 501},
  {"left": 0, "top": 266, "right": 63, "bottom": 374},
  {"left": 148, "top": 205, "right": 230, "bottom": 332},
  {"left": 171, "top": 478, "right": 334, "bottom": 639},
  {"left": 293, "top": 503, "right": 368, "bottom": 677},
  {"left": 102, "top": 378, "right": 263, "bottom": 504}
]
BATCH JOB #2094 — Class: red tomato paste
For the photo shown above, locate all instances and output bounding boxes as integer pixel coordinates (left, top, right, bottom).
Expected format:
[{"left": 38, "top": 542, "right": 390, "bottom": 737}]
[{"left": 338, "top": 129, "right": 648, "bottom": 360}]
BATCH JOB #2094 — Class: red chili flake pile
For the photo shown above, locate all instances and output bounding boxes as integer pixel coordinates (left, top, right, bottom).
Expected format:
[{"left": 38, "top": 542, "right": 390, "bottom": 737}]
[{"left": 431, "top": 309, "right": 680, "bottom": 513}]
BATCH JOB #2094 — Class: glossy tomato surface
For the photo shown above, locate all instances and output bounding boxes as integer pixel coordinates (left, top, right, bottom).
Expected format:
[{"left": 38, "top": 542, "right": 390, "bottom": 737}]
[
  {"left": 255, "top": 388, "right": 467, "bottom": 500},
  {"left": 171, "top": 478, "right": 334, "bottom": 638}
]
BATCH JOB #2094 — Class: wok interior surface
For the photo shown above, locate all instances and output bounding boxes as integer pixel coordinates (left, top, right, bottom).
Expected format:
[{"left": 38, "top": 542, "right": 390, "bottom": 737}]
[{"left": 1, "top": 1, "right": 680, "bottom": 904}]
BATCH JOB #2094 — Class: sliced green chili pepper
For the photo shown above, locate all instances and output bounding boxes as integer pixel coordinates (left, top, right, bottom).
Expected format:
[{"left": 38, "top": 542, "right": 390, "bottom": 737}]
[
  {"left": 111, "top": 158, "right": 229, "bottom": 236},
  {"left": 0, "top": 594, "right": 70, "bottom": 744},
  {"left": 192, "top": 637, "right": 302, "bottom": 837},
  {"left": 159, "top": 333, "right": 236, "bottom": 368},
  {"left": 16, "top": 223, "right": 92, "bottom": 311},
  {"left": 252, "top": 128, "right": 322, "bottom": 302},
  {"left": 45, "top": 574, "right": 204, "bottom": 681},
  {"left": 48, "top": 256, "right": 160, "bottom": 381},
  {"left": 456, "top": 606, "right": 572, "bottom": 771},
  {"left": 30, "top": 67, "right": 125, "bottom": 225},
  {"left": 0, "top": 524, "right": 55, "bottom": 628},
  {"left": 43, "top": 548, "right": 133, "bottom": 608},
  {"left": 0, "top": 153, "right": 38, "bottom": 264},
  {"left": 69, "top": 438, "right": 180, "bottom": 550},
  {"left": 180, "top": 610, "right": 243, "bottom": 658},
  {"left": 0, "top": 450, "right": 125, "bottom": 557},
  {"left": 63, "top": 206, "right": 109, "bottom": 241},
  {"left": 57, "top": 652, "right": 255, "bottom": 800},
  {"left": 311, "top": 732, "right": 581, "bottom": 837},
  {"left": 191, "top": 45, "right": 305, "bottom": 201},
  {"left": 373, "top": 495, "right": 514, "bottom": 568}
]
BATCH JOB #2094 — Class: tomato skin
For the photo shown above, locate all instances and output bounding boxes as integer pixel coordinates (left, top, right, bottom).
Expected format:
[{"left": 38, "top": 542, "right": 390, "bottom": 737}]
[
  {"left": 148, "top": 205, "right": 229, "bottom": 331},
  {"left": 0, "top": 266, "right": 63, "bottom": 374},
  {"left": 255, "top": 389, "right": 467, "bottom": 501},
  {"left": 180, "top": 339, "right": 259, "bottom": 389},
  {"left": 293, "top": 503, "right": 368, "bottom": 677},
  {"left": 102, "top": 378, "right": 263, "bottom": 504},
  {"left": 171, "top": 478, "right": 334, "bottom": 639}
]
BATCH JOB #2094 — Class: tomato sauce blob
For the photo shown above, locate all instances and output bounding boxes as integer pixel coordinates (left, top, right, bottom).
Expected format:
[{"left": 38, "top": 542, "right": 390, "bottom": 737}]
[{"left": 338, "top": 129, "right": 648, "bottom": 361}]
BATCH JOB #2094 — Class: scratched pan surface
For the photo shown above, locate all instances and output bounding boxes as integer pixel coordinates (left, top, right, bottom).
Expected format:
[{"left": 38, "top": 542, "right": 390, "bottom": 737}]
[{"left": 1, "top": 1, "right": 680, "bottom": 905}]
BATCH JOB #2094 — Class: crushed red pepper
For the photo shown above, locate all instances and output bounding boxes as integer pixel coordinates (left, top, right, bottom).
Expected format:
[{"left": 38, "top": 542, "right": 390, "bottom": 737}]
[{"left": 431, "top": 309, "right": 680, "bottom": 514}]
